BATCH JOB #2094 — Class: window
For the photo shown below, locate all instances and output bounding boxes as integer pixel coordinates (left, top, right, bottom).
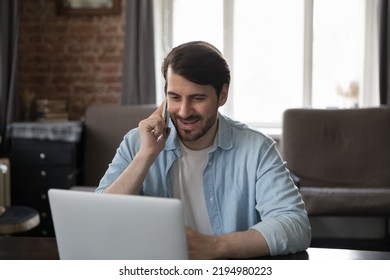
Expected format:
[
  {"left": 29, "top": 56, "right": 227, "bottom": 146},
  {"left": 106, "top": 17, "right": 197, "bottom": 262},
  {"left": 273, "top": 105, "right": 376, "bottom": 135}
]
[
  {"left": 154, "top": 0, "right": 380, "bottom": 129},
  {"left": 232, "top": 0, "right": 304, "bottom": 126},
  {"left": 171, "top": 0, "right": 223, "bottom": 49},
  {"left": 312, "top": 0, "right": 365, "bottom": 109}
]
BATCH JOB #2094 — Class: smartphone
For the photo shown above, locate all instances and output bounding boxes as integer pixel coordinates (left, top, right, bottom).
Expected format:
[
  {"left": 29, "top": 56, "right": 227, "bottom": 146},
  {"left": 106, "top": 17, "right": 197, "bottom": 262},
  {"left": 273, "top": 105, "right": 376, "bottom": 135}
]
[
  {"left": 162, "top": 99, "right": 169, "bottom": 127},
  {"left": 157, "top": 99, "right": 169, "bottom": 142}
]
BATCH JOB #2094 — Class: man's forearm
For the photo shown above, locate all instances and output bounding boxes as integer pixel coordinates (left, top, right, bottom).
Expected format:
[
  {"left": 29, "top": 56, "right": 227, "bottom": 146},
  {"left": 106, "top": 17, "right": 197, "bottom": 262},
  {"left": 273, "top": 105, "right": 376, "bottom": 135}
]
[
  {"left": 104, "top": 151, "right": 156, "bottom": 195},
  {"left": 186, "top": 227, "right": 270, "bottom": 259},
  {"left": 214, "top": 229, "right": 270, "bottom": 259}
]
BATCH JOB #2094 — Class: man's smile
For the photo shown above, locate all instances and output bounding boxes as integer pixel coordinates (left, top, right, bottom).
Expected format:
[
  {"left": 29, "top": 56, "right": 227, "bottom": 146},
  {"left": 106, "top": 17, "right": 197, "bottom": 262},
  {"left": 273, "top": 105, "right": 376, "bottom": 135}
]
[{"left": 176, "top": 116, "right": 201, "bottom": 131}]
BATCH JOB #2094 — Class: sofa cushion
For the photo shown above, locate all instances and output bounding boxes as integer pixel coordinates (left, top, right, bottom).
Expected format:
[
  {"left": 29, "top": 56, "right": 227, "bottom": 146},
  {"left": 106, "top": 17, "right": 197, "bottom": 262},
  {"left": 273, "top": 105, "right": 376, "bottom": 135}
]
[
  {"left": 300, "top": 187, "right": 390, "bottom": 216},
  {"left": 282, "top": 107, "right": 390, "bottom": 217},
  {"left": 282, "top": 107, "right": 390, "bottom": 188}
]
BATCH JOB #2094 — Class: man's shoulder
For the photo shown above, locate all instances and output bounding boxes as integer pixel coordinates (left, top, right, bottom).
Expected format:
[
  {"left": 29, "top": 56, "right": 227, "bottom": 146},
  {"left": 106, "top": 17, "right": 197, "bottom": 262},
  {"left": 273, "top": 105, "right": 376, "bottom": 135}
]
[
  {"left": 220, "top": 114, "right": 273, "bottom": 143},
  {"left": 120, "top": 127, "right": 142, "bottom": 151},
  {"left": 124, "top": 127, "right": 141, "bottom": 138}
]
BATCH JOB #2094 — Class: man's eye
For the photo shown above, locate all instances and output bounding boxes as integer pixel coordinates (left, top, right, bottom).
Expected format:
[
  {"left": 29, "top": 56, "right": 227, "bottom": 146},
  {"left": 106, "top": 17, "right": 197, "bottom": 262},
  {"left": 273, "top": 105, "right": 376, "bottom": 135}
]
[{"left": 170, "top": 96, "right": 180, "bottom": 101}]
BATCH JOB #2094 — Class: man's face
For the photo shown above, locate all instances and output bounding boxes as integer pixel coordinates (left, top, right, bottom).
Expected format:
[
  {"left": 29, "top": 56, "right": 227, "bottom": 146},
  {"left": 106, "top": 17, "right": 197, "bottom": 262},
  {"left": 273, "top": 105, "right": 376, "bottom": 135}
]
[{"left": 166, "top": 68, "right": 227, "bottom": 150}]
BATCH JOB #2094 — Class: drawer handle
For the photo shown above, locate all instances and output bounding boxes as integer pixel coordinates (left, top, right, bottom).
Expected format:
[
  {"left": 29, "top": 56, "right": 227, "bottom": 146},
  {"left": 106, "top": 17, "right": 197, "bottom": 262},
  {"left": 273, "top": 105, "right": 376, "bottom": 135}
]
[
  {"left": 40, "top": 170, "right": 47, "bottom": 177},
  {"left": 39, "top": 153, "right": 46, "bottom": 160}
]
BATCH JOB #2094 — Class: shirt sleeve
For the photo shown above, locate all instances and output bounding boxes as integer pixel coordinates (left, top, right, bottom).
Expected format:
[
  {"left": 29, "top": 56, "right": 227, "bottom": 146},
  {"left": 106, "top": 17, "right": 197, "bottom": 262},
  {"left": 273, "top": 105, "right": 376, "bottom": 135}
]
[
  {"left": 250, "top": 140, "right": 312, "bottom": 255},
  {"left": 95, "top": 129, "right": 139, "bottom": 193}
]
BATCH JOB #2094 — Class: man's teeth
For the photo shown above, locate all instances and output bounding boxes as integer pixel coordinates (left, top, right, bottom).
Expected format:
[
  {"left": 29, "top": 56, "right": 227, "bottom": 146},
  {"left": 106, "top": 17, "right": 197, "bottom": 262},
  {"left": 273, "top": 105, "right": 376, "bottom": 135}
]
[{"left": 182, "top": 119, "right": 197, "bottom": 124}]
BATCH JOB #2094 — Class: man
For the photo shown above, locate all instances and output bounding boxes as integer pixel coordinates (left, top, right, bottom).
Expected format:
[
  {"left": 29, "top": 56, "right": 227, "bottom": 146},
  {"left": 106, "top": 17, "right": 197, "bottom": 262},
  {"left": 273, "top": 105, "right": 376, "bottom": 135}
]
[{"left": 96, "top": 41, "right": 311, "bottom": 259}]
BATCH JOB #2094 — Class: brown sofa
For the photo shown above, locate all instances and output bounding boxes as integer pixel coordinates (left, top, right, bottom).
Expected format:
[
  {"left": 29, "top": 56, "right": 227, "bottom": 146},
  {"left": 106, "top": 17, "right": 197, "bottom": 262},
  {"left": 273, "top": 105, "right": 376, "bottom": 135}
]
[
  {"left": 79, "top": 104, "right": 157, "bottom": 188},
  {"left": 282, "top": 107, "right": 390, "bottom": 217}
]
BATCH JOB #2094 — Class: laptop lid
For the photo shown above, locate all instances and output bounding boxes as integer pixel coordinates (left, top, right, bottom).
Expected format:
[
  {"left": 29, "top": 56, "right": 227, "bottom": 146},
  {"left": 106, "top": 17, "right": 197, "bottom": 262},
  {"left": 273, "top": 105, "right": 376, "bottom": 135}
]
[{"left": 48, "top": 189, "right": 188, "bottom": 260}]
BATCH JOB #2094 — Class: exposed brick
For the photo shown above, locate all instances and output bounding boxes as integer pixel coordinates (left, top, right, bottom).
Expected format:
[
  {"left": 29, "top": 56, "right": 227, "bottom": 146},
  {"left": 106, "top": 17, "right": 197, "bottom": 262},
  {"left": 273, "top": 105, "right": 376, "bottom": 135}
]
[{"left": 18, "top": 0, "right": 126, "bottom": 120}]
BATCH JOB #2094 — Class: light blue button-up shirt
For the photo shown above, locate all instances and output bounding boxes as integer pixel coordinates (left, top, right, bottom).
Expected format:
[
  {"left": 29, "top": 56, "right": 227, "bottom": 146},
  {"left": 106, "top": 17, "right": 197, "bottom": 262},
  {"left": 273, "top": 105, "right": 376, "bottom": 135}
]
[{"left": 96, "top": 113, "right": 311, "bottom": 255}]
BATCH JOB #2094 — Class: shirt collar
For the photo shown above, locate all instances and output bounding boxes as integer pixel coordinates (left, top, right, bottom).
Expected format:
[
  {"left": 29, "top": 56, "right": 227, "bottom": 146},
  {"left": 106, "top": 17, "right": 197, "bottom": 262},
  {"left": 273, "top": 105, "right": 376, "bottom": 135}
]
[{"left": 214, "top": 112, "right": 233, "bottom": 151}]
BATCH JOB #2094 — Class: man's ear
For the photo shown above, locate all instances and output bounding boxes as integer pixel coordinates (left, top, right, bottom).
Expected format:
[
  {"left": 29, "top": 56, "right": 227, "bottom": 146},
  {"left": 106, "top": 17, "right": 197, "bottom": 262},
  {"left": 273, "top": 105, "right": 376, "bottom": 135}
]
[{"left": 218, "top": 84, "right": 229, "bottom": 106}]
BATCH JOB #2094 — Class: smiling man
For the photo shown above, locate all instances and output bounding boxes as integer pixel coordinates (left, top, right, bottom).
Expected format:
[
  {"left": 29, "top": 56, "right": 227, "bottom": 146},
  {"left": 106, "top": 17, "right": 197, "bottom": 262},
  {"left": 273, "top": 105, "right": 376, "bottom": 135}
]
[{"left": 96, "top": 41, "right": 311, "bottom": 259}]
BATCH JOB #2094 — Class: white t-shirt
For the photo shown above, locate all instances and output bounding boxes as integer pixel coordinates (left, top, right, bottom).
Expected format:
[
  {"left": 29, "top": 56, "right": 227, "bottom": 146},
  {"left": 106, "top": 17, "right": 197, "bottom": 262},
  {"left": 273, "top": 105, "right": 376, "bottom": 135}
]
[{"left": 172, "top": 142, "right": 213, "bottom": 235}]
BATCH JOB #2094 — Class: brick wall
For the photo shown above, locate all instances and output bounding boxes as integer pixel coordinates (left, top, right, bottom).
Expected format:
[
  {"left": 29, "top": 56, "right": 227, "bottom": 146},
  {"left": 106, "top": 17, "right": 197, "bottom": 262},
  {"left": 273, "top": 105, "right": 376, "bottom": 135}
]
[{"left": 18, "top": 0, "right": 126, "bottom": 120}]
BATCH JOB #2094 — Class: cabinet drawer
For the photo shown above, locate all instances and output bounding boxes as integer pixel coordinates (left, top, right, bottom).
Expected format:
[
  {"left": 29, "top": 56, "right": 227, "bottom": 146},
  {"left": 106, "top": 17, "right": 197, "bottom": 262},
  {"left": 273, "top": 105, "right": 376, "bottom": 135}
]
[
  {"left": 11, "top": 179, "right": 67, "bottom": 204},
  {"left": 12, "top": 139, "right": 77, "bottom": 165},
  {"left": 12, "top": 166, "right": 78, "bottom": 189},
  {"left": 12, "top": 186, "right": 48, "bottom": 208}
]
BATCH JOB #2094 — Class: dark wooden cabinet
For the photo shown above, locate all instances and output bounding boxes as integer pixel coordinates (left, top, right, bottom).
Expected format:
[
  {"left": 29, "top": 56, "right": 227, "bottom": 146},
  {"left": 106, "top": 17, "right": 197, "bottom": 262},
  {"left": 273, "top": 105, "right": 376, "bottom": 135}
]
[{"left": 8, "top": 122, "right": 82, "bottom": 237}]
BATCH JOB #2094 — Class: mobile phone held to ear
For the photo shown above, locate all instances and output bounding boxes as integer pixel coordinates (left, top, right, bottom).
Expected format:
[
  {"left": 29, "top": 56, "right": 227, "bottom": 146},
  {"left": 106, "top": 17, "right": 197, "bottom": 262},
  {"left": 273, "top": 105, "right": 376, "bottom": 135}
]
[
  {"left": 157, "top": 99, "right": 169, "bottom": 142},
  {"left": 162, "top": 99, "right": 169, "bottom": 127}
]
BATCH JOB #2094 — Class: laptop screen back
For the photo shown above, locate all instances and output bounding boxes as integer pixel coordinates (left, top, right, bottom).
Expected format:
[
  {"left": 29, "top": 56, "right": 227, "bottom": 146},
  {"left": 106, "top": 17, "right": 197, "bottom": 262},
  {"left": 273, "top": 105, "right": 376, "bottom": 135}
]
[{"left": 48, "top": 189, "right": 188, "bottom": 260}]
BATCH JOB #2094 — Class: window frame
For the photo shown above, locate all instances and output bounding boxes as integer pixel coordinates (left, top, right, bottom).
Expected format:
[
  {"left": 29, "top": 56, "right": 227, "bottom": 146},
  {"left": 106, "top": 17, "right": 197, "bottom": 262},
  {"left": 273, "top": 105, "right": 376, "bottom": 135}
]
[{"left": 153, "top": 0, "right": 379, "bottom": 131}]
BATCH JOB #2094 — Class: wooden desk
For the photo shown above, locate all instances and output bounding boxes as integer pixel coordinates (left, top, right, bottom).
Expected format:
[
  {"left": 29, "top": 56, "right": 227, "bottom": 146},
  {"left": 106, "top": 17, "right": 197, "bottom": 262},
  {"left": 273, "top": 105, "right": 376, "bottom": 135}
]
[
  {"left": 0, "top": 236, "right": 59, "bottom": 260},
  {"left": 0, "top": 236, "right": 389, "bottom": 260}
]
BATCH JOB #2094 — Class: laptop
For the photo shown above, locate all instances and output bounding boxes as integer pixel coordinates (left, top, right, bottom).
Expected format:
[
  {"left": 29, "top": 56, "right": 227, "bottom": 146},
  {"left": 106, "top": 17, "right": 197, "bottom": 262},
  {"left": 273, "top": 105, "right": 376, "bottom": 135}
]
[{"left": 48, "top": 188, "right": 189, "bottom": 260}]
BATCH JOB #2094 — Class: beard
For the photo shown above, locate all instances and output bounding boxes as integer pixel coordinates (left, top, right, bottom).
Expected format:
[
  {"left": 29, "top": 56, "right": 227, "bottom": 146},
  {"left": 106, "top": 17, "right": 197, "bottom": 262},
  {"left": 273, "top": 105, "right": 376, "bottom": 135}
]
[{"left": 173, "top": 113, "right": 218, "bottom": 143}]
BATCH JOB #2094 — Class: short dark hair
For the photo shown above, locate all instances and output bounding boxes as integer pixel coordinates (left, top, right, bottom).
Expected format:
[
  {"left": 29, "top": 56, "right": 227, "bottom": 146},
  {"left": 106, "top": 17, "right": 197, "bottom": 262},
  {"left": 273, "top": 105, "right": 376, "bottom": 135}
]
[{"left": 162, "top": 41, "right": 231, "bottom": 96}]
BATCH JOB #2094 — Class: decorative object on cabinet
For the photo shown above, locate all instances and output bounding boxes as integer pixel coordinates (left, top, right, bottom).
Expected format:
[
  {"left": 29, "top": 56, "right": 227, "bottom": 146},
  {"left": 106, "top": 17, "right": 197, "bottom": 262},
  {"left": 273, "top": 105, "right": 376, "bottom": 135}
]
[
  {"left": 34, "top": 99, "right": 69, "bottom": 123},
  {"left": 7, "top": 121, "right": 83, "bottom": 237}
]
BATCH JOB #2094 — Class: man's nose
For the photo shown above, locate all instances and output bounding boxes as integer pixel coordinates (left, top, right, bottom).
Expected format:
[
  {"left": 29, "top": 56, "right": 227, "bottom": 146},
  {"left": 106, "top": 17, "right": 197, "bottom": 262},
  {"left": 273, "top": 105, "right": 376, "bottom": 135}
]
[{"left": 178, "top": 100, "right": 192, "bottom": 117}]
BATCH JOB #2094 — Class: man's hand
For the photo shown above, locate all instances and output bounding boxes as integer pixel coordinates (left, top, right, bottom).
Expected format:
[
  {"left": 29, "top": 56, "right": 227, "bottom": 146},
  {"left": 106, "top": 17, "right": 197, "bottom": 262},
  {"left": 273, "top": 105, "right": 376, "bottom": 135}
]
[
  {"left": 138, "top": 102, "right": 170, "bottom": 158},
  {"left": 186, "top": 227, "right": 222, "bottom": 259},
  {"left": 103, "top": 101, "right": 170, "bottom": 195},
  {"left": 185, "top": 226, "right": 270, "bottom": 260}
]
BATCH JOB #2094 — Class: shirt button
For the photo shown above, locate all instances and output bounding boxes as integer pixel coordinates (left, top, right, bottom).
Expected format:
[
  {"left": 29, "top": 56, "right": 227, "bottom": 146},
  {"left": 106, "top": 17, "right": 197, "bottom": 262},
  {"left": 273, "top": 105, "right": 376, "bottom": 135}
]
[
  {"left": 208, "top": 161, "right": 212, "bottom": 166},
  {"left": 209, "top": 197, "right": 214, "bottom": 202}
]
